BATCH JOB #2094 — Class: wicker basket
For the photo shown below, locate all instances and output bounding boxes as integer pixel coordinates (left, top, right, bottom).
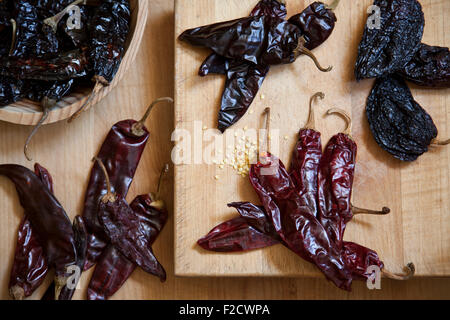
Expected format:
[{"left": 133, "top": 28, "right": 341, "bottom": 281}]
[{"left": 0, "top": 0, "right": 148, "bottom": 126}]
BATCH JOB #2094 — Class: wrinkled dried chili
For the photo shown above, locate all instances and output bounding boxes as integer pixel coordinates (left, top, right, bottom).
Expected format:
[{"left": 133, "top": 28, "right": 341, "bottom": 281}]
[
  {"left": 366, "top": 75, "right": 448, "bottom": 161},
  {"left": 0, "top": 164, "right": 77, "bottom": 299},
  {"left": 288, "top": 0, "right": 340, "bottom": 50},
  {"left": 9, "top": 163, "right": 53, "bottom": 300},
  {"left": 69, "top": 0, "right": 131, "bottom": 121},
  {"left": 82, "top": 98, "right": 173, "bottom": 270},
  {"left": 398, "top": 43, "right": 450, "bottom": 88},
  {"left": 355, "top": 0, "right": 424, "bottom": 80}
]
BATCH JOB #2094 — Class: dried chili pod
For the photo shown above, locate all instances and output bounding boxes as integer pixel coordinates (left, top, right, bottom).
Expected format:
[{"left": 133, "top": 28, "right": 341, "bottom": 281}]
[
  {"left": 218, "top": 61, "right": 270, "bottom": 132},
  {"left": 95, "top": 158, "right": 167, "bottom": 281},
  {"left": 82, "top": 98, "right": 172, "bottom": 270},
  {"left": 88, "top": 191, "right": 168, "bottom": 300},
  {"left": 42, "top": 215, "right": 87, "bottom": 300},
  {"left": 9, "top": 164, "right": 53, "bottom": 300},
  {"left": 249, "top": 154, "right": 353, "bottom": 290},
  {"left": 0, "top": 164, "right": 77, "bottom": 299},
  {"left": 10, "top": 0, "right": 61, "bottom": 58},
  {"left": 198, "top": 216, "right": 279, "bottom": 252},
  {"left": 0, "top": 76, "right": 24, "bottom": 107},
  {"left": 366, "top": 75, "right": 448, "bottom": 162},
  {"left": 199, "top": 0, "right": 286, "bottom": 77},
  {"left": 355, "top": 0, "right": 424, "bottom": 80},
  {"left": 0, "top": 49, "right": 88, "bottom": 81},
  {"left": 288, "top": 0, "right": 339, "bottom": 50},
  {"left": 68, "top": 0, "right": 131, "bottom": 121},
  {"left": 87, "top": 246, "right": 135, "bottom": 300},
  {"left": 23, "top": 79, "right": 76, "bottom": 161},
  {"left": 398, "top": 43, "right": 450, "bottom": 88}
]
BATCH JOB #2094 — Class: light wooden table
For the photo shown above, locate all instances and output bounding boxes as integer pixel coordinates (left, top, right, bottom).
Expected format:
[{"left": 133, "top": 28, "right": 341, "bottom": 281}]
[{"left": 0, "top": 0, "right": 448, "bottom": 300}]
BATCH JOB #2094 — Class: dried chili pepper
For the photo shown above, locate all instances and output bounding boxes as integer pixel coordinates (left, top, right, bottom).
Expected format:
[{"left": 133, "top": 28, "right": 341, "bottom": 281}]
[
  {"left": 23, "top": 79, "right": 76, "bottom": 161},
  {"left": 0, "top": 164, "right": 77, "bottom": 299},
  {"left": 95, "top": 158, "right": 167, "bottom": 281},
  {"left": 88, "top": 168, "right": 169, "bottom": 300},
  {"left": 69, "top": 0, "right": 131, "bottom": 121},
  {"left": 288, "top": 0, "right": 340, "bottom": 50},
  {"left": 82, "top": 98, "right": 173, "bottom": 270},
  {"left": 366, "top": 75, "right": 448, "bottom": 162},
  {"left": 218, "top": 61, "right": 270, "bottom": 132},
  {"left": 398, "top": 43, "right": 450, "bottom": 88},
  {"left": 0, "top": 76, "right": 24, "bottom": 107},
  {"left": 0, "top": 49, "right": 88, "bottom": 81},
  {"left": 9, "top": 163, "right": 53, "bottom": 300},
  {"left": 42, "top": 215, "right": 87, "bottom": 300},
  {"left": 198, "top": 0, "right": 286, "bottom": 77},
  {"left": 10, "top": 0, "right": 61, "bottom": 58},
  {"left": 355, "top": 0, "right": 424, "bottom": 80},
  {"left": 180, "top": 15, "right": 330, "bottom": 70}
]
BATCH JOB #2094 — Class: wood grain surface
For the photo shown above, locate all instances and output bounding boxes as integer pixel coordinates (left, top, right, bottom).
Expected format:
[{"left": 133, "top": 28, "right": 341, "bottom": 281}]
[
  {"left": 174, "top": 0, "right": 450, "bottom": 278},
  {"left": 0, "top": 0, "right": 449, "bottom": 300}
]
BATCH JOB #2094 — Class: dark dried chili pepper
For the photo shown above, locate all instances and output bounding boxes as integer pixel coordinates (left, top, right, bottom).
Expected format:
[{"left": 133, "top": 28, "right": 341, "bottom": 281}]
[
  {"left": 199, "top": 0, "right": 286, "bottom": 77},
  {"left": 95, "top": 158, "right": 167, "bottom": 281},
  {"left": 82, "top": 98, "right": 173, "bottom": 270},
  {"left": 0, "top": 164, "right": 77, "bottom": 299},
  {"left": 366, "top": 75, "right": 448, "bottom": 162},
  {"left": 288, "top": 0, "right": 339, "bottom": 50},
  {"left": 88, "top": 169, "right": 169, "bottom": 300},
  {"left": 218, "top": 61, "right": 270, "bottom": 132},
  {"left": 10, "top": 0, "right": 61, "bottom": 58},
  {"left": 9, "top": 163, "right": 53, "bottom": 300},
  {"left": 0, "top": 76, "right": 24, "bottom": 107},
  {"left": 0, "top": 49, "right": 88, "bottom": 81},
  {"left": 23, "top": 79, "right": 76, "bottom": 161},
  {"left": 42, "top": 215, "right": 87, "bottom": 300},
  {"left": 355, "top": 0, "right": 424, "bottom": 80},
  {"left": 69, "top": 0, "right": 131, "bottom": 121},
  {"left": 398, "top": 43, "right": 450, "bottom": 88}
]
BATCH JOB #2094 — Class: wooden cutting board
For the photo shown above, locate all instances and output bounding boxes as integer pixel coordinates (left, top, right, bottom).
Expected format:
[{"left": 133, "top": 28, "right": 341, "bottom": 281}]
[{"left": 174, "top": 0, "right": 450, "bottom": 277}]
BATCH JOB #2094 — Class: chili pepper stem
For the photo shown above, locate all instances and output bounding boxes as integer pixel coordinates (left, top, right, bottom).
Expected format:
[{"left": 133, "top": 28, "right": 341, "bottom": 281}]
[
  {"left": 295, "top": 38, "right": 332, "bottom": 72},
  {"left": 352, "top": 205, "right": 390, "bottom": 216},
  {"left": 9, "top": 19, "right": 16, "bottom": 56},
  {"left": 382, "top": 263, "right": 415, "bottom": 281},
  {"left": 131, "top": 97, "right": 174, "bottom": 136},
  {"left": 151, "top": 164, "right": 170, "bottom": 209},
  {"left": 9, "top": 285, "right": 24, "bottom": 300},
  {"left": 68, "top": 81, "right": 104, "bottom": 123},
  {"left": 431, "top": 138, "right": 450, "bottom": 146},
  {"left": 326, "top": 0, "right": 341, "bottom": 11},
  {"left": 263, "top": 107, "right": 271, "bottom": 154},
  {"left": 24, "top": 98, "right": 56, "bottom": 161},
  {"left": 326, "top": 108, "right": 352, "bottom": 137},
  {"left": 92, "top": 157, "right": 117, "bottom": 203},
  {"left": 304, "top": 92, "right": 325, "bottom": 130},
  {"left": 54, "top": 275, "right": 68, "bottom": 300},
  {"left": 44, "top": 0, "right": 86, "bottom": 33}
]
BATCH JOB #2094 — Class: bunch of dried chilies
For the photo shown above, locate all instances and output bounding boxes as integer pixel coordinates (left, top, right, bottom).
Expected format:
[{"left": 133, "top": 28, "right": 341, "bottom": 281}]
[
  {"left": 355, "top": 0, "right": 449, "bottom": 161},
  {"left": 198, "top": 94, "right": 415, "bottom": 291},
  {"left": 0, "top": 0, "right": 131, "bottom": 160},
  {"left": 179, "top": 0, "right": 340, "bottom": 132},
  {"left": 2, "top": 97, "right": 172, "bottom": 300}
]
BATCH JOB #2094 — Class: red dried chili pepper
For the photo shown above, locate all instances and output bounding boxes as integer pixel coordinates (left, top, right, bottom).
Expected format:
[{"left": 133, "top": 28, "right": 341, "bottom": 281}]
[
  {"left": 82, "top": 98, "right": 173, "bottom": 270},
  {"left": 95, "top": 159, "right": 167, "bottom": 281},
  {"left": 9, "top": 163, "right": 53, "bottom": 300},
  {"left": 0, "top": 164, "right": 77, "bottom": 299},
  {"left": 317, "top": 109, "right": 389, "bottom": 248},
  {"left": 88, "top": 167, "right": 169, "bottom": 300}
]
